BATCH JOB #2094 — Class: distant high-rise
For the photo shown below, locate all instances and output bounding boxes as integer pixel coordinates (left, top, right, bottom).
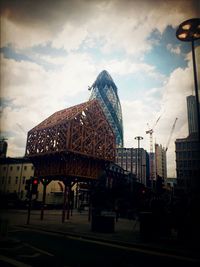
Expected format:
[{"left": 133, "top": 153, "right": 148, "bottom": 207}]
[
  {"left": 115, "top": 147, "right": 148, "bottom": 185},
  {"left": 0, "top": 139, "right": 8, "bottom": 158},
  {"left": 89, "top": 70, "right": 123, "bottom": 147},
  {"left": 175, "top": 95, "right": 200, "bottom": 194},
  {"left": 155, "top": 144, "right": 167, "bottom": 181},
  {"left": 175, "top": 133, "right": 200, "bottom": 193},
  {"left": 187, "top": 95, "right": 199, "bottom": 135}
]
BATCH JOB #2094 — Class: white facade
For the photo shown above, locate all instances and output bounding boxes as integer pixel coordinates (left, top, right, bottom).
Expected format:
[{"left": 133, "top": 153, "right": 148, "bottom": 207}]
[
  {"left": 0, "top": 159, "right": 34, "bottom": 199},
  {"left": 0, "top": 157, "right": 64, "bottom": 205}
]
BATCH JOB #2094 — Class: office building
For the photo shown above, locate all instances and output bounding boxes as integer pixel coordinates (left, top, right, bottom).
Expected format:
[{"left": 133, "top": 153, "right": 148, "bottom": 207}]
[
  {"left": 187, "top": 95, "right": 199, "bottom": 135},
  {"left": 115, "top": 147, "right": 148, "bottom": 185},
  {"left": 175, "top": 133, "right": 200, "bottom": 193},
  {"left": 155, "top": 144, "right": 167, "bottom": 181},
  {"left": 89, "top": 70, "right": 124, "bottom": 147},
  {"left": 175, "top": 95, "right": 200, "bottom": 193}
]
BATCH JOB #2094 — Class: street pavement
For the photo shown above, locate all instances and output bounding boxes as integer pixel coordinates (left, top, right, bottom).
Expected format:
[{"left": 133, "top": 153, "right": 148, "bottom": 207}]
[{"left": 0, "top": 209, "right": 200, "bottom": 266}]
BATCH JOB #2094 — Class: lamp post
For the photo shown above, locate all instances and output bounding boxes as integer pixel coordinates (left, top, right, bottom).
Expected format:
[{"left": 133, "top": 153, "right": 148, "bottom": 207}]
[
  {"left": 142, "top": 164, "right": 146, "bottom": 186},
  {"left": 176, "top": 18, "right": 200, "bottom": 142},
  {"left": 176, "top": 19, "right": 200, "bottom": 243},
  {"left": 134, "top": 136, "right": 143, "bottom": 183}
]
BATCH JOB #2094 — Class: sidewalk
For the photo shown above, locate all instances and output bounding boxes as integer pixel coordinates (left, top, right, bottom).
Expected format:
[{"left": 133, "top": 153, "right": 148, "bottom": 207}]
[
  {"left": 25, "top": 210, "right": 141, "bottom": 244},
  {"left": 1, "top": 209, "right": 200, "bottom": 261}
]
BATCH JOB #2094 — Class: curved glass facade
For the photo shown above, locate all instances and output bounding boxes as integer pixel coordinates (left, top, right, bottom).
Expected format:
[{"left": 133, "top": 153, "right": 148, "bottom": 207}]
[{"left": 89, "top": 70, "right": 123, "bottom": 147}]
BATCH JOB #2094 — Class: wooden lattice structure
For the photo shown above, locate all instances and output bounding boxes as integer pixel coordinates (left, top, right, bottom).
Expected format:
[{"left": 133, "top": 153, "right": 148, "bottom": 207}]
[{"left": 25, "top": 100, "right": 116, "bottom": 180}]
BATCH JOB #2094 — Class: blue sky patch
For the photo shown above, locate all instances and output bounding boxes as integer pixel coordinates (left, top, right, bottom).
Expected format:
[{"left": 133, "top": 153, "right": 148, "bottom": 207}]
[{"left": 144, "top": 26, "right": 199, "bottom": 76}]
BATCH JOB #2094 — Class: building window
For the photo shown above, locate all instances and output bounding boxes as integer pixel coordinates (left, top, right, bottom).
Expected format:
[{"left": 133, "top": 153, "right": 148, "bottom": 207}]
[
  {"left": 15, "top": 177, "right": 18, "bottom": 184},
  {"left": 183, "top": 161, "right": 187, "bottom": 168},
  {"left": 3, "top": 166, "right": 7, "bottom": 171},
  {"left": 8, "top": 177, "right": 11, "bottom": 184},
  {"left": 31, "top": 166, "right": 34, "bottom": 170},
  {"left": 22, "top": 177, "right": 26, "bottom": 184},
  {"left": 24, "top": 166, "right": 27, "bottom": 170},
  {"left": 10, "top": 166, "right": 13, "bottom": 171},
  {"left": 188, "top": 161, "right": 192, "bottom": 168},
  {"left": 17, "top": 166, "right": 20, "bottom": 171}
]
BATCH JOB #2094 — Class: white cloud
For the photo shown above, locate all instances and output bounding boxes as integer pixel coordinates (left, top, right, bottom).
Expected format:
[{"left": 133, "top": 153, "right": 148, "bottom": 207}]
[
  {"left": 184, "top": 46, "right": 200, "bottom": 82},
  {"left": 1, "top": 0, "right": 198, "bottom": 56},
  {"left": 167, "top": 44, "right": 181, "bottom": 55},
  {"left": 1, "top": 46, "right": 195, "bottom": 177},
  {"left": 1, "top": 0, "right": 199, "bottom": 178},
  {"left": 149, "top": 62, "right": 194, "bottom": 176},
  {"left": 0, "top": 53, "right": 97, "bottom": 156},
  {"left": 100, "top": 59, "right": 156, "bottom": 76},
  {"left": 122, "top": 99, "right": 154, "bottom": 149},
  {"left": 52, "top": 23, "right": 88, "bottom": 52},
  {"left": 0, "top": 17, "right": 53, "bottom": 49},
  {"left": 121, "top": 49, "right": 195, "bottom": 177}
]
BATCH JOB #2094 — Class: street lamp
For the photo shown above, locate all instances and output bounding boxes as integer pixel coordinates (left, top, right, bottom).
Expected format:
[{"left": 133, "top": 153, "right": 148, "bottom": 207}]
[
  {"left": 134, "top": 136, "right": 143, "bottom": 183},
  {"left": 176, "top": 18, "right": 200, "bottom": 142}
]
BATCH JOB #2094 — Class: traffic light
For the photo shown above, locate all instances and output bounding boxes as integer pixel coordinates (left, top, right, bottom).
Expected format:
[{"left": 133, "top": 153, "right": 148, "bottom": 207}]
[
  {"left": 141, "top": 189, "right": 146, "bottom": 194},
  {"left": 32, "top": 177, "right": 39, "bottom": 194},
  {"left": 25, "top": 179, "right": 31, "bottom": 198},
  {"left": 138, "top": 185, "right": 147, "bottom": 197}
]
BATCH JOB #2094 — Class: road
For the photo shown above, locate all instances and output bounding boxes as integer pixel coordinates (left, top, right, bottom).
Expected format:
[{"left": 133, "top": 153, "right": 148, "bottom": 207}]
[
  {"left": 0, "top": 209, "right": 199, "bottom": 266},
  {"left": 1, "top": 226, "right": 199, "bottom": 267}
]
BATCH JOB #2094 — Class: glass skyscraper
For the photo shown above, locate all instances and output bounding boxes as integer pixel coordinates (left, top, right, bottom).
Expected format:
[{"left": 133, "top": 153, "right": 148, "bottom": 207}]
[
  {"left": 187, "top": 95, "right": 199, "bottom": 135},
  {"left": 89, "top": 70, "right": 123, "bottom": 147}
]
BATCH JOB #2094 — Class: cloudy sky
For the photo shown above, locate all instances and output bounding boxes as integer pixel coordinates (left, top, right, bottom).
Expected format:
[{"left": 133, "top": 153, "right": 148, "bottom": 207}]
[{"left": 0, "top": 0, "right": 200, "bottom": 177}]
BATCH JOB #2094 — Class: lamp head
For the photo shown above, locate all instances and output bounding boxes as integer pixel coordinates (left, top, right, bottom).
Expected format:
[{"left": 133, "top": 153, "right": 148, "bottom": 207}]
[{"left": 176, "top": 18, "right": 200, "bottom": 42}]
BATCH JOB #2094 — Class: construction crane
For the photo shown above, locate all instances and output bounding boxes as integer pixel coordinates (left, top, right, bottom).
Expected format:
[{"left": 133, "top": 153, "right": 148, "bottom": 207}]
[
  {"left": 165, "top": 117, "right": 178, "bottom": 152},
  {"left": 146, "top": 115, "right": 162, "bottom": 154},
  {"left": 146, "top": 115, "right": 162, "bottom": 187}
]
